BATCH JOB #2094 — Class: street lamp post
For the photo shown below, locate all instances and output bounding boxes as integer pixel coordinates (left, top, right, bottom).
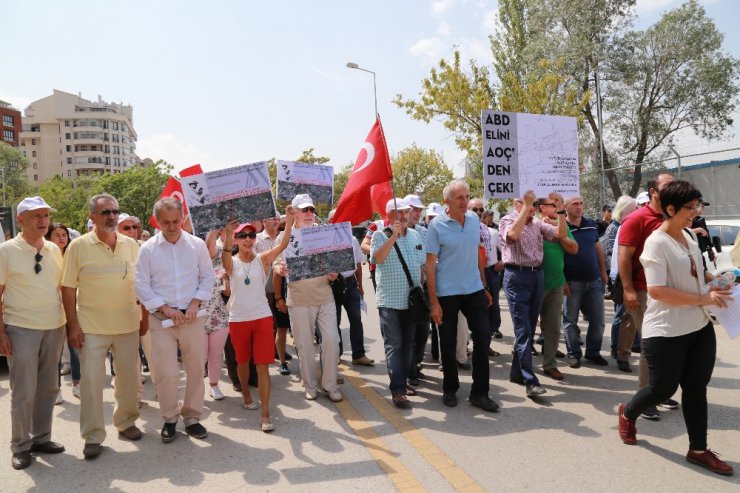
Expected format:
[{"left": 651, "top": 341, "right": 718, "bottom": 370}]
[
  {"left": 594, "top": 70, "right": 606, "bottom": 209},
  {"left": 346, "top": 62, "right": 378, "bottom": 118}
]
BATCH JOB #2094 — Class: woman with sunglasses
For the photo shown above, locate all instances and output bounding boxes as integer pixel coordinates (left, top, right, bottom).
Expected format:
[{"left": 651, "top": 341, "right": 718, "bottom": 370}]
[
  {"left": 221, "top": 207, "right": 295, "bottom": 432},
  {"left": 45, "top": 223, "right": 80, "bottom": 404},
  {"left": 618, "top": 180, "right": 734, "bottom": 475}
]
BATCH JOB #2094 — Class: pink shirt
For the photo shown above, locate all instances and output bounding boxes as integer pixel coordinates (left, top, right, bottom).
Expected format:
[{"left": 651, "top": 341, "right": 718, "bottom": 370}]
[{"left": 498, "top": 213, "right": 558, "bottom": 267}]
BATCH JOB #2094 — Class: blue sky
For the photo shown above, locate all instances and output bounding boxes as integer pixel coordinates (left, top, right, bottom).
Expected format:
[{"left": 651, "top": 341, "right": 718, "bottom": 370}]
[{"left": 3, "top": 0, "right": 738, "bottom": 175}]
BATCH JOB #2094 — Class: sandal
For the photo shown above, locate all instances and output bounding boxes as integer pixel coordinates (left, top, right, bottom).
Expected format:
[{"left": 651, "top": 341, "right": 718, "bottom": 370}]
[
  {"left": 405, "top": 386, "right": 417, "bottom": 397},
  {"left": 243, "top": 401, "right": 258, "bottom": 410},
  {"left": 261, "top": 421, "right": 275, "bottom": 433}
]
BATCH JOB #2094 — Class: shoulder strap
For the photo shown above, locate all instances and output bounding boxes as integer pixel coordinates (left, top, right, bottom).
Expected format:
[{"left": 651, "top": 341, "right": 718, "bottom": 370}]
[{"left": 391, "top": 241, "right": 415, "bottom": 288}]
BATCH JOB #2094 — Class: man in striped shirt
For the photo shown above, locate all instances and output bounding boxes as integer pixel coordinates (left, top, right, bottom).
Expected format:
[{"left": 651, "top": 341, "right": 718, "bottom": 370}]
[{"left": 499, "top": 191, "right": 567, "bottom": 397}]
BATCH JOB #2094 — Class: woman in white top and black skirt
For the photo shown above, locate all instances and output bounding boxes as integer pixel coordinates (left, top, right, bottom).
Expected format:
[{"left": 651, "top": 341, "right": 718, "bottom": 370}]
[
  {"left": 221, "top": 207, "right": 295, "bottom": 432},
  {"left": 618, "top": 180, "right": 734, "bottom": 475}
]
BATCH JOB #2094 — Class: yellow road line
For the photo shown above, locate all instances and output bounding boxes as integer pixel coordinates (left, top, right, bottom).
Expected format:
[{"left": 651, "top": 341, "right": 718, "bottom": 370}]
[{"left": 340, "top": 364, "right": 485, "bottom": 493}]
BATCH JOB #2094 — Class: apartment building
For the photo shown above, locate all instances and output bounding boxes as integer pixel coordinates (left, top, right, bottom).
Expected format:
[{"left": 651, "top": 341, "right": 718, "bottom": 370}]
[
  {"left": 19, "top": 89, "right": 139, "bottom": 183},
  {"left": 1, "top": 101, "right": 22, "bottom": 147}
]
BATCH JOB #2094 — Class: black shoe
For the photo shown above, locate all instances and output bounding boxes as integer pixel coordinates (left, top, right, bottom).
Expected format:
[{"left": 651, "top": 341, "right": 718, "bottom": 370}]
[
  {"left": 408, "top": 377, "right": 421, "bottom": 386},
  {"left": 457, "top": 362, "right": 471, "bottom": 370},
  {"left": 526, "top": 384, "right": 547, "bottom": 397},
  {"left": 658, "top": 398, "right": 679, "bottom": 410},
  {"left": 442, "top": 393, "right": 458, "bottom": 407},
  {"left": 11, "top": 451, "right": 32, "bottom": 470},
  {"left": 185, "top": 422, "right": 208, "bottom": 440},
  {"left": 641, "top": 406, "right": 661, "bottom": 420},
  {"left": 555, "top": 349, "right": 566, "bottom": 358},
  {"left": 585, "top": 354, "right": 609, "bottom": 366},
  {"left": 493, "top": 330, "right": 503, "bottom": 339},
  {"left": 285, "top": 352, "right": 293, "bottom": 361},
  {"left": 469, "top": 394, "right": 500, "bottom": 412},
  {"left": 30, "top": 441, "right": 65, "bottom": 454},
  {"left": 617, "top": 359, "right": 632, "bottom": 373},
  {"left": 142, "top": 364, "right": 150, "bottom": 373},
  {"left": 232, "top": 382, "right": 242, "bottom": 393},
  {"left": 509, "top": 375, "right": 525, "bottom": 385},
  {"left": 611, "top": 349, "right": 618, "bottom": 360},
  {"left": 416, "top": 370, "right": 427, "bottom": 380},
  {"left": 568, "top": 358, "right": 581, "bottom": 369},
  {"left": 83, "top": 443, "right": 102, "bottom": 460},
  {"left": 161, "top": 422, "right": 177, "bottom": 443},
  {"left": 631, "top": 346, "right": 641, "bottom": 354}
]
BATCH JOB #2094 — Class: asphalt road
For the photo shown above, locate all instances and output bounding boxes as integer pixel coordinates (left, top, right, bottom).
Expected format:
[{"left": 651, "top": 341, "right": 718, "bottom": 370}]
[{"left": 1, "top": 273, "right": 739, "bottom": 492}]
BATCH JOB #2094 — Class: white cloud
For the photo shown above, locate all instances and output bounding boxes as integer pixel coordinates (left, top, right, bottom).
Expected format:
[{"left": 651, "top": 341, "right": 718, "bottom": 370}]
[
  {"left": 437, "top": 20, "right": 451, "bottom": 36},
  {"left": 481, "top": 8, "right": 498, "bottom": 31},
  {"left": 136, "top": 133, "right": 213, "bottom": 170},
  {"left": 408, "top": 37, "right": 446, "bottom": 61},
  {"left": 311, "top": 65, "right": 346, "bottom": 85},
  {"left": 432, "top": 0, "right": 455, "bottom": 16}
]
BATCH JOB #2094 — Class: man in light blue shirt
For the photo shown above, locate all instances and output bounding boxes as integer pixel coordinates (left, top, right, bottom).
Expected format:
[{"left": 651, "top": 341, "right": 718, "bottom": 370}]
[{"left": 426, "top": 180, "right": 499, "bottom": 412}]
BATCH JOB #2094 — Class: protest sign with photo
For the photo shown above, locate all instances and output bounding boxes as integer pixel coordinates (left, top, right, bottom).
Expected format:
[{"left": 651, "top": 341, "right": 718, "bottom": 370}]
[
  {"left": 481, "top": 110, "right": 579, "bottom": 199},
  {"left": 284, "top": 222, "right": 355, "bottom": 282},
  {"left": 276, "top": 160, "right": 334, "bottom": 206},
  {"left": 184, "top": 161, "right": 277, "bottom": 238}
]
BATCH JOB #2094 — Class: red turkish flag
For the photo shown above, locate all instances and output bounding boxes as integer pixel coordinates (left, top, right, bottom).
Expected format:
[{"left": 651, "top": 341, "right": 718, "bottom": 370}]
[
  {"left": 179, "top": 164, "right": 203, "bottom": 178},
  {"left": 331, "top": 118, "right": 393, "bottom": 225},
  {"left": 371, "top": 181, "right": 393, "bottom": 221},
  {"left": 149, "top": 164, "right": 204, "bottom": 228}
]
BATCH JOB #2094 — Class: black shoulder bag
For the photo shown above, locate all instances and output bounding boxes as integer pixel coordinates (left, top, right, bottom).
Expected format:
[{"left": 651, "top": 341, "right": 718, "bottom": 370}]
[{"left": 392, "top": 241, "right": 430, "bottom": 323}]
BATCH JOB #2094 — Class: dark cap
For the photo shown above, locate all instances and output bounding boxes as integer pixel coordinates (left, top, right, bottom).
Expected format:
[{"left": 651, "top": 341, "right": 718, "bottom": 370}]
[{"left": 602, "top": 204, "right": 613, "bottom": 212}]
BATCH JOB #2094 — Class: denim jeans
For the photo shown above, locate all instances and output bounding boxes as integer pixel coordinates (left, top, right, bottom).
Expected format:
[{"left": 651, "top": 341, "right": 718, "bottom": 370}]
[
  {"left": 503, "top": 268, "right": 544, "bottom": 386},
  {"left": 336, "top": 276, "right": 366, "bottom": 359},
  {"left": 58, "top": 341, "right": 81, "bottom": 387},
  {"left": 563, "top": 279, "right": 605, "bottom": 361},
  {"left": 485, "top": 266, "right": 502, "bottom": 333},
  {"left": 378, "top": 307, "right": 415, "bottom": 395},
  {"left": 438, "top": 290, "right": 491, "bottom": 397}
]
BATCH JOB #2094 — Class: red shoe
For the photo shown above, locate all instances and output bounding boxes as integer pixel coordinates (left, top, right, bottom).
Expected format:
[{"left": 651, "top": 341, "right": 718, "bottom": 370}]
[
  {"left": 618, "top": 403, "right": 637, "bottom": 445},
  {"left": 686, "top": 449, "right": 734, "bottom": 476}
]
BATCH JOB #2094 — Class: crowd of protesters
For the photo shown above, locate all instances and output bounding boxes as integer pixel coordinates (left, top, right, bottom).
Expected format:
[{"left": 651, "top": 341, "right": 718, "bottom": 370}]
[{"left": 0, "top": 174, "right": 735, "bottom": 476}]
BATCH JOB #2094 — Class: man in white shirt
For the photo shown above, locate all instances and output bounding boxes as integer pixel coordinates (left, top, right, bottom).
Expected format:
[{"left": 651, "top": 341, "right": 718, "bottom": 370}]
[{"left": 134, "top": 198, "right": 214, "bottom": 443}]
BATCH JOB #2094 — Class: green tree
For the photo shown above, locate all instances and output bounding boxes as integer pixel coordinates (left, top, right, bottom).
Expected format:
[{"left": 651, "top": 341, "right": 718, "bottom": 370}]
[
  {"left": 390, "top": 144, "right": 453, "bottom": 204},
  {"left": 92, "top": 162, "right": 172, "bottom": 230},
  {"left": 36, "top": 175, "right": 98, "bottom": 232},
  {"left": 0, "top": 142, "right": 32, "bottom": 207},
  {"left": 296, "top": 148, "right": 331, "bottom": 165}
]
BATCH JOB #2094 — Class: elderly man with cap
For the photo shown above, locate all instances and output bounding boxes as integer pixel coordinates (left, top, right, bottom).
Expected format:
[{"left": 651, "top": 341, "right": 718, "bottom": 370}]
[
  {"left": 274, "top": 194, "right": 343, "bottom": 402},
  {"left": 0, "top": 197, "right": 66, "bottom": 470},
  {"left": 62, "top": 194, "right": 145, "bottom": 460},
  {"left": 371, "top": 198, "right": 426, "bottom": 407},
  {"left": 134, "top": 197, "right": 214, "bottom": 442}
]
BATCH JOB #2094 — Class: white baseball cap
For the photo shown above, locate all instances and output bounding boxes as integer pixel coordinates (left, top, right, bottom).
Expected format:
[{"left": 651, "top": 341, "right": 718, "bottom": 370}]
[
  {"left": 16, "top": 196, "right": 56, "bottom": 214},
  {"left": 404, "top": 194, "right": 425, "bottom": 209},
  {"left": 117, "top": 213, "right": 132, "bottom": 225},
  {"left": 426, "top": 202, "right": 443, "bottom": 217},
  {"left": 386, "top": 198, "right": 411, "bottom": 214},
  {"left": 636, "top": 191, "right": 650, "bottom": 205},
  {"left": 291, "top": 194, "right": 315, "bottom": 209}
]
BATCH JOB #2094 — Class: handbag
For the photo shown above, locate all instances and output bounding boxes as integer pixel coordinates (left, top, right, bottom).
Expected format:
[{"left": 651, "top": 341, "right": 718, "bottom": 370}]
[{"left": 392, "top": 242, "right": 430, "bottom": 322}]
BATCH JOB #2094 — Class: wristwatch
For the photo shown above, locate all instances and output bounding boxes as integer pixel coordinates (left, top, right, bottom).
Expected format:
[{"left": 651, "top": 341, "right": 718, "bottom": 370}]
[{"left": 557, "top": 210, "right": 566, "bottom": 215}]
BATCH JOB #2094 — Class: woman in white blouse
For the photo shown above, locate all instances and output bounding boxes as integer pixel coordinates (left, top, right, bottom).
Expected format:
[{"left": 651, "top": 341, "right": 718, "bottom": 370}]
[{"left": 618, "top": 180, "right": 734, "bottom": 476}]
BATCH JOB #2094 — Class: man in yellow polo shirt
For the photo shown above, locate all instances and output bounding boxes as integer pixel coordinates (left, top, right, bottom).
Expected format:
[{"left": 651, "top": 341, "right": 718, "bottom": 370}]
[
  {"left": 0, "top": 196, "right": 66, "bottom": 470},
  {"left": 62, "top": 193, "right": 145, "bottom": 460}
]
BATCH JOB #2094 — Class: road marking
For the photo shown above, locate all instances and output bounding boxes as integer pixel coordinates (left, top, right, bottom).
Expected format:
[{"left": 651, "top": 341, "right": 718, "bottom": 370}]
[{"left": 339, "top": 364, "right": 485, "bottom": 492}]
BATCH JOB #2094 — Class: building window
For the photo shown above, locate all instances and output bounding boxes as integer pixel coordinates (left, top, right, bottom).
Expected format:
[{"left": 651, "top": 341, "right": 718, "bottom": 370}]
[
  {"left": 32, "top": 150, "right": 37, "bottom": 157},
  {"left": 31, "top": 138, "right": 36, "bottom": 145},
  {"left": 111, "top": 134, "right": 119, "bottom": 143},
  {"left": 34, "top": 174, "right": 38, "bottom": 181},
  {"left": 65, "top": 120, "right": 70, "bottom": 127},
  {"left": 68, "top": 170, "right": 72, "bottom": 176},
  {"left": 67, "top": 157, "right": 72, "bottom": 164},
  {"left": 112, "top": 122, "right": 119, "bottom": 130},
  {"left": 66, "top": 145, "right": 71, "bottom": 152},
  {"left": 2, "top": 114, "right": 13, "bottom": 127},
  {"left": 33, "top": 163, "right": 37, "bottom": 169},
  {"left": 65, "top": 133, "right": 71, "bottom": 139},
  {"left": 2, "top": 129, "right": 13, "bottom": 142}
]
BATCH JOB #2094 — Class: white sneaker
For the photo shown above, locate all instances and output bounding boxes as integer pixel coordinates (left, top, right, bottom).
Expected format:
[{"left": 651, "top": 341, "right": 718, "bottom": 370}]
[
  {"left": 60, "top": 363, "right": 71, "bottom": 376},
  {"left": 72, "top": 383, "right": 80, "bottom": 399},
  {"left": 55, "top": 391, "right": 64, "bottom": 405},
  {"left": 305, "top": 390, "right": 318, "bottom": 401},
  {"left": 327, "top": 390, "right": 343, "bottom": 402},
  {"left": 209, "top": 386, "right": 225, "bottom": 400}
]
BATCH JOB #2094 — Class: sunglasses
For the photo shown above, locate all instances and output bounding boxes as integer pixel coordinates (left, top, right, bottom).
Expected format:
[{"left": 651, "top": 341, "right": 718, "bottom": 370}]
[
  {"left": 300, "top": 207, "right": 316, "bottom": 213},
  {"left": 539, "top": 203, "right": 556, "bottom": 207},
  {"left": 96, "top": 209, "right": 120, "bottom": 216},
  {"left": 235, "top": 231, "right": 257, "bottom": 240},
  {"left": 34, "top": 253, "right": 43, "bottom": 274},
  {"left": 121, "top": 224, "right": 140, "bottom": 231},
  {"left": 471, "top": 207, "right": 485, "bottom": 213}
]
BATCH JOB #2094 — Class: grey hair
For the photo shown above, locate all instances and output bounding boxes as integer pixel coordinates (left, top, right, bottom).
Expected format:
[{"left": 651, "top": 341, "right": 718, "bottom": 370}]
[
  {"left": 153, "top": 197, "right": 183, "bottom": 221},
  {"left": 612, "top": 195, "right": 637, "bottom": 223},
  {"left": 442, "top": 179, "right": 470, "bottom": 200},
  {"left": 87, "top": 193, "right": 118, "bottom": 214}
]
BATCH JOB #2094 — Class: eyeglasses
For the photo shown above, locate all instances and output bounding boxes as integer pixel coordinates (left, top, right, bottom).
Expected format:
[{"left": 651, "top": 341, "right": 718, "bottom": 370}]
[
  {"left": 34, "top": 253, "right": 43, "bottom": 274},
  {"left": 539, "top": 203, "right": 556, "bottom": 207},
  {"left": 471, "top": 207, "right": 485, "bottom": 213},
  {"left": 235, "top": 232, "right": 257, "bottom": 240},
  {"left": 682, "top": 203, "right": 703, "bottom": 212},
  {"left": 121, "top": 224, "right": 140, "bottom": 231},
  {"left": 96, "top": 209, "right": 120, "bottom": 216},
  {"left": 300, "top": 207, "right": 316, "bottom": 213}
]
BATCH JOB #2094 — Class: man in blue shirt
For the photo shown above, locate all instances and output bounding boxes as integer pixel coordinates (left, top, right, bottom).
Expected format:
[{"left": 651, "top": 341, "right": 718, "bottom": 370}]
[
  {"left": 426, "top": 180, "right": 499, "bottom": 412},
  {"left": 562, "top": 196, "right": 609, "bottom": 368}
]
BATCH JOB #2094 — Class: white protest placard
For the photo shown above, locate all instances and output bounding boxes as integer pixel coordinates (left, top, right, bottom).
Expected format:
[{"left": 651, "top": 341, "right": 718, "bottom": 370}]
[
  {"left": 708, "top": 284, "right": 740, "bottom": 339},
  {"left": 481, "top": 110, "right": 579, "bottom": 199},
  {"left": 284, "top": 222, "right": 355, "bottom": 282},
  {"left": 186, "top": 161, "right": 277, "bottom": 238},
  {"left": 276, "top": 160, "right": 334, "bottom": 206}
]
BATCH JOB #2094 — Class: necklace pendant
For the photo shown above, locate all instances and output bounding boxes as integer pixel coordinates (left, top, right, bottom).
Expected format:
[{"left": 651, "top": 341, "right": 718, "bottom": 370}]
[{"left": 244, "top": 277, "right": 251, "bottom": 286}]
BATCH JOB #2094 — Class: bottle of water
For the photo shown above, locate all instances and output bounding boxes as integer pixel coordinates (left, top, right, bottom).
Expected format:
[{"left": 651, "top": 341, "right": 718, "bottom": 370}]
[{"left": 708, "top": 268, "right": 740, "bottom": 290}]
